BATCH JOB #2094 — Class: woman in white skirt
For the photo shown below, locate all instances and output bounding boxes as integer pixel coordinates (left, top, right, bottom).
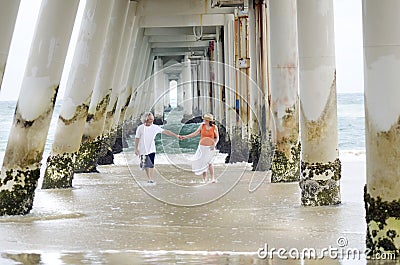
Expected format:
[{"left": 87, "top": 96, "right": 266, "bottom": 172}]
[{"left": 181, "top": 113, "right": 219, "bottom": 183}]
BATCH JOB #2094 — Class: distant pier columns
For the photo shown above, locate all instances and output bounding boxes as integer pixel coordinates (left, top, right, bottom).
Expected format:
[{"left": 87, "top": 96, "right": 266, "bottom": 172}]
[
  {"left": 43, "top": 0, "right": 113, "bottom": 189},
  {"left": 182, "top": 55, "right": 193, "bottom": 120},
  {"left": 164, "top": 74, "right": 170, "bottom": 110},
  {"left": 108, "top": 1, "right": 138, "bottom": 148},
  {"left": 198, "top": 57, "right": 211, "bottom": 114},
  {"left": 153, "top": 57, "right": 165, "bottom": 122},
  {"left": 269, "top": 0, "right": 300, "bottom": 182},
  {"left": 0, "top": 0, "right": 21, "bottom": 89},
  {"left": 0, "top": 0, "right": 79, "bottom": 215},
  {"left": 363, "top": 0, "right": 400, "bottom": 257},
  {"left": 74, "top": 0, "right": 130, "bottom": 173},
  {"left": 192, "top": 63, "right": 199, "bottom": 114},
  {"left": 176, "top": 76, "right": 183, "bottom": 109},
  {"left": 297, "top": 0, "right": 341, "bottom": 206}
]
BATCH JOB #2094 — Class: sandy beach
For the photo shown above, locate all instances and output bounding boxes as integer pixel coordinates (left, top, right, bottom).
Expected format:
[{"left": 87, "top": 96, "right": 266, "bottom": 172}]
[{"left": 0, "top": 151, "right": 397, "bottom": 264}]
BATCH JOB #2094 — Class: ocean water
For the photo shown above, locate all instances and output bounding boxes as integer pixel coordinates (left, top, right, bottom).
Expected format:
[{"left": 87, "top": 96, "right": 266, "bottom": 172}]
[{"left": 0, "top": 92, "right": 365, "bottom": 164}]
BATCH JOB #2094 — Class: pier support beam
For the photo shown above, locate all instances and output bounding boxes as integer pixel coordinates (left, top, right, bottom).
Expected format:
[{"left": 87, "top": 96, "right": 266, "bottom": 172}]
[
  {"left": 247, "top": 0, "right": 272, "bottom": 171},
  {"left": 215, "top": 26, "right": 225, "bottom": 122},
  {"left": 192, "top": 63, "right": 199, "bottom": 114},
  {"left": 43, "top": 0, "right": 113, "bottom": 189},
  {"left": 0, "top": 0, "right": 21, "bottom": 90},
  {"left": 108, "top": 1, "right": 138, "bottom": 154},
  {"left": 153, "top": 57, "right": 165, "bottom": 124},
  {"left": 270, "top": 0, "right": 300, "bottom": 182},
  {"left": 228, "top": 8, "right": 253, "bottom": 164},
  {"left": 99, "top": 9, "right": 140, "bottom": 165},
  {"left": 74, "top": 0, "right": 130, "bottom": 173},
  {"left": 124, "top": 28, "right": 145, "bottom": 122},
  {"left": 164, "top": 74, "right": 170, "bottom": 110},
  {"left": 0, "top": 0, "right": 79, "bottom": 214},
  {"left": 182, "top": 55, "right": 193, "bottom": 121},
  {"left": 363, "top": 0, "right": 400, "bottom": 257},
  {"left": 224, "top": 14, "right": 236, "bottom": 135},
  {"left": 297, "top": 0, "right": 341, "bottom": 206},
  {"left": 177, "top": 75, "right": 183, "bottom": 110}
]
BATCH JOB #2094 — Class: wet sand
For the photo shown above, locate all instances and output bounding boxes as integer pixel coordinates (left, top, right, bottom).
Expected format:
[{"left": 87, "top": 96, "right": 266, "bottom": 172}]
[{"left": 0, "top": 153, "right": 397, "bottom": 264}]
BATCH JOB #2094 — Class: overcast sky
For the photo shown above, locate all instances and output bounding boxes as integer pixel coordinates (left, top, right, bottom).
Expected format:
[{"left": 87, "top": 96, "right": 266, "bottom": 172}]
[{"left": 0, "top": 0, "right": 364, "bottom": 101}]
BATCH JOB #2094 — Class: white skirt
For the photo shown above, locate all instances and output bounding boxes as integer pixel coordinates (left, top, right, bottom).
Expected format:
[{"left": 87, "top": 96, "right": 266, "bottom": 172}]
[{"left": 191, "top": 145, "right": 218, "bottom": 175}]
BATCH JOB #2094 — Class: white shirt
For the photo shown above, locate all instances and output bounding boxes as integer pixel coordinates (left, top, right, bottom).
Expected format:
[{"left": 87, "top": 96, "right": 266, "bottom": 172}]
[{"left": 135, "top": 124, "right": 164, "bottom": 155}]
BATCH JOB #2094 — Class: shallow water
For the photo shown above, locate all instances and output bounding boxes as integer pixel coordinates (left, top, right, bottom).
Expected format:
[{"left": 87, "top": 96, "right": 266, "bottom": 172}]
[{"left": 0, "top": 153, "right": 392, "bottom": 265}]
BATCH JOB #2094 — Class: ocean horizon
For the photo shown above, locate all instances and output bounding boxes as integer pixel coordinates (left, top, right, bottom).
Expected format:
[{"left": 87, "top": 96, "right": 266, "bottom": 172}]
[{"left": 0, "top": 92, "right": 365, "bottom": 165}]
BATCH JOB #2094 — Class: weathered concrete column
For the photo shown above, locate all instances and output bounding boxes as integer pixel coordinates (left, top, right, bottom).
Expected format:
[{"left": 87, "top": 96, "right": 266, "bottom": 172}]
[
  {"left": 164, "top": 74, "right": 170, "bottom": 110},
  {"left": 363, "top": 0, "right": 400, "bottom": 257},
  {"left": 192, "top": 63, "right": 199, "bottom": 114},
  {"left": 105, "top": 1, "right": 137, "bottom": 151},
  {"left": 297, "top": 0, "right": 341, "bottom": 206},
  {"left": 124, "top": 28, "right": 144, "bottom": 121},
  {"left": 215, "top": 26, "right": 225, "bottom": 122},
  {"left": 153, "top": 57, "right": 165, "bottom": 123},
  {"left": 182, "top": 55, "right": 193, "bottom": 121},
  {"left": 248, "top": 0, "right": 271, "bottom": 171},
  {"left": 0, "top": 0, "right": 21, "bottom": 89},
  {"left": 124, "top": 31, "right": 151, "bottom": 123},
  {"left": 176, "top": 76, "right": 183, "bottom": 109},
  {"left": 235, "top": 8, "right": 250, "bottom": 137},
  {"left": 197, "top": 60, "right": 204, "bottom": 113},
  {"left": 270, "top": 0, "right": 300, "bottom": 182},
  {"left": 228, "top": 8, "right": 251, "bottom": 163},
  {"left": 133, "top": 48, "right": 153, "bottom": 116},
  {"left": 139, "top": 48, "right": 153, "bottom": 112},
  {"left": 224, "top": 14, "right": 236, "bottom": 139},
  {"left": 203, "top": 57, "right": 211, "bottom": 113},
  {"left": 42, "top": 0, "right": 113, "bottom": 189},
  {"left": 114, "top": 19, "right": 141, "bottom": 147},
  {"left": 74, "top": 0, "right": 130, "bottom": 173},
  {"left": 209, "top": 41, "right": 217, "bottom": 115},
  {"left": 0, "top": 0, "right": 79, "bottom": 215}
]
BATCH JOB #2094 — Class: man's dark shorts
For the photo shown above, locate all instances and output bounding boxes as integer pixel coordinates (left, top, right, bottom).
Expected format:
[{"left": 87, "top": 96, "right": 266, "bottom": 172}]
[{"left": 140, "top": 153, "right": 155, "bottom": 169}]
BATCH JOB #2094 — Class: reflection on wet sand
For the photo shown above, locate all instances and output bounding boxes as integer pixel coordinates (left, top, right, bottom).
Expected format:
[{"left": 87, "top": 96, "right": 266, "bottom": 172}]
[{"left": 0, "top": 154, "right": 392, "bottom": 264}]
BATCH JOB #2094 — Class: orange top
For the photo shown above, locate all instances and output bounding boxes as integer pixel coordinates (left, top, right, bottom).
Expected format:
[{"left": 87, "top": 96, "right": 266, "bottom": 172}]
[
  {"left": 201, "top": 124, "right": 215, "bottom": 139},
  {"left": 199, "top": 124, "right": 215, "bottom": 146}
]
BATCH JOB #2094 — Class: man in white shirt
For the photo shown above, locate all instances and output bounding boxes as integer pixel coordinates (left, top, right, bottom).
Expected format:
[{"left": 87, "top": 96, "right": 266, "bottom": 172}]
[{"left": 134, "top": 112, "right": 179, "bottom": 184}]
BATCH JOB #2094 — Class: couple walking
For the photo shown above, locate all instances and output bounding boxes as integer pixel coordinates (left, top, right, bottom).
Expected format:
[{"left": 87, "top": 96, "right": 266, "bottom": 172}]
[{"left": 134, "top": 112, "right": 219, "bottom": 184}]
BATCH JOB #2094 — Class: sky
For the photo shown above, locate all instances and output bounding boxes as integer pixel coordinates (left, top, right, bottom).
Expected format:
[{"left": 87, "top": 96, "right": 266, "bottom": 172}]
[{"left": 0, "top": 0, "right": 364, "bottom": 101}]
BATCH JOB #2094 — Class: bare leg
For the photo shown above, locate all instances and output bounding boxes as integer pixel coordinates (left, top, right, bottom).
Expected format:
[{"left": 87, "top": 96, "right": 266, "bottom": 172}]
[
  {"left": 145, "top": 168, "right": 155, "bottom": 182},
  {"left": 202, "top": 172, "right": 207, "bottom": 183},
  {"left": 209, "top": 163, "right": 216, "bottom": 182}
]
